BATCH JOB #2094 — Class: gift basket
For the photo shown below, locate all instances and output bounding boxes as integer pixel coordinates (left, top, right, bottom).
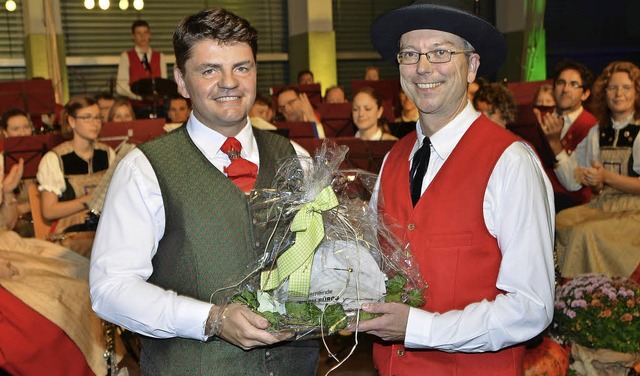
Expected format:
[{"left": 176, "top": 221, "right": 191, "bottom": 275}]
[{"left": 210, "top": 141, "right": 427, "bottom": 341}]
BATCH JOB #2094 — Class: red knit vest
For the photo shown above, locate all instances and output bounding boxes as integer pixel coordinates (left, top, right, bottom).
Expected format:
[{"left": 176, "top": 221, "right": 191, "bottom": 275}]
[
  {"left": 375, "top": 116, "right": 525, "bottom": 376},
  {"left": 127, "top": 49, "right": 162, "bottom": 86}
]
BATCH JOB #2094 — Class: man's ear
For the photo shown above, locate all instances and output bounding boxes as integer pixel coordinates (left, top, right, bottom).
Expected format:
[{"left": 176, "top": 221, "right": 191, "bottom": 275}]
[
  {"left": 174, "top": 67, "right": 190, "bottom": 99},
  {"left": 467, "top": 54, "right": 480, "bottom": 83},
  {"left": 581, "top": 88, "right": 591, "bottom": 102}
]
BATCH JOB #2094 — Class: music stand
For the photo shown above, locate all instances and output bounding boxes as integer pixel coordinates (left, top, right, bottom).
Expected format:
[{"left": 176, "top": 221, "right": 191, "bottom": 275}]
[
  {"left": 274, "top": 121, "right": 319, "bottom": 138},
  {"left": 317, "top": 102, "right": 355, "bottom": 137},
  {"left": 351, "top": 79, "right": 400, "bottom": 103},
  {"left": 388, "top": 121, "right": 417, "bottom": 139},
  {"left": 2, "top": 133, "right": 64, "bottom": 179},
  {"left": 334, "top": 138, "right": 396, "bottom": 173},
  {"left": 131, "top": 78, "right": 178, "bottom": 118},
  {"left": 291, "top": 138, "right": 324, "bottom": 157},
  {"left": 0, "top": 79, "right": 56, "bottom": 116},
  {"left": 507, "top": 79, "right": 553, "bottom": 105},
  {"left": 100, "top": 118, "right": 167, "bottom": 149}
]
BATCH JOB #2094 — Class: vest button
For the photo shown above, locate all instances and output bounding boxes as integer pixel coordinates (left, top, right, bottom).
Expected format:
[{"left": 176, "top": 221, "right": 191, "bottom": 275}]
[
  {"left": 408, "top": 223, "right": 415, "bottom": 231},
  {"left": 252, "top": 218, "right": 258, "bottom": 225},
  {"left": 397, "top": 349, "right": 405, "bottom": 356},
  {"left": 254, "top": 241, "right": 260, "bottom": 248},
  {"left": 265, "top": 351, "right": 270, "bottom": 357}
]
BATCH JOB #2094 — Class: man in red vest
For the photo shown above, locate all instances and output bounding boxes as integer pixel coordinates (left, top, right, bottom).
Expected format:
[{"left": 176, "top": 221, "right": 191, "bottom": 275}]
[
  {"left": 537, "top": 60, "right": 597, "bottom": 212},
  {"left": 350, "top": 1, "right": 556, "bottom": 375},
  {"left": 116, "top": 20, "right": 167, "bottom": 102}
]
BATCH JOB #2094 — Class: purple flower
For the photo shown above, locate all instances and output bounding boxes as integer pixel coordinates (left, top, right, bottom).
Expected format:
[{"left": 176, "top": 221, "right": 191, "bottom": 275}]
[{"left": 570, "top": 299, "right": 588, "bottom": 308}]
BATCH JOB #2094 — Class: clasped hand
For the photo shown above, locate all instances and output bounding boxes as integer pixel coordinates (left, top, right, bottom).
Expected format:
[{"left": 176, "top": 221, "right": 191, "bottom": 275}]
[
  {"left": 216, "top": 303, "right": 292, "bottom": 350},
  {"left": 345, "top": 302, "right": 410, "bottom": 342},
  {"left": 575, "top": 160, "right": 606, "bottom": 191}
]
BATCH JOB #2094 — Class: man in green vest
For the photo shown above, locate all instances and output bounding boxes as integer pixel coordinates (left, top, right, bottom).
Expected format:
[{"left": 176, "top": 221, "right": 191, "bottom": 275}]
[{"left": 90, "top": 8, "right": 318, "bottom": 375}]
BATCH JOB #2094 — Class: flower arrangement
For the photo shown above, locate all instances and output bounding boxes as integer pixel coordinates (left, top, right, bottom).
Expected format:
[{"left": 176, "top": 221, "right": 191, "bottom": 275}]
[
  {"left": 553, "top": 274, "right": 640, "bottom": 354},
  {"left": 210, "top": 141, "right": 426, "bottom": 340}
]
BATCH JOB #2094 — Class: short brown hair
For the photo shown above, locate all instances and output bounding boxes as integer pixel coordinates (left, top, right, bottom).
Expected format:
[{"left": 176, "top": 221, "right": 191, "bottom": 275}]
[
  {"left": 173, "top": 9, "right": 258, "bottom": 76},
  {"left": 61, "top": 96, "right": 97, "bottom": 137}
]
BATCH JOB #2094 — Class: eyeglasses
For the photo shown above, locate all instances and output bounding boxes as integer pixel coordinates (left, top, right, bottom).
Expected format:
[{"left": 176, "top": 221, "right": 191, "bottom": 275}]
[
  {"left": 74, "top": 115, "right": 104, "bottom": 122},
  {"left": 605, "top": 85, "right": 635, "bottom": 93},
  {"left": 396, "top": 49, "right": 475, "bottom": 65},
  {"left": 278, "top": 97, "right": 299, "bottom": 112},
  {"left": 554, "top": 79, "right": 583, "bottom": 89}
]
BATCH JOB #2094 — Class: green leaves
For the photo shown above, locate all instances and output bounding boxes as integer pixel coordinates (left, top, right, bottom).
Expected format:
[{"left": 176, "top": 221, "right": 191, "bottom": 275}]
[{"left": 383, "top": 274, "right": 426, "bottom": 308}]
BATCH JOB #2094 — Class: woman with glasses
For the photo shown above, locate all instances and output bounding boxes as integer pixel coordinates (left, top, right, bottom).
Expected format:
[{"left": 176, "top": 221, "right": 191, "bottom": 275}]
[
  {"left": 36, "top": 96, "right": 115, "bottom": 252},
  {"left": 547, "top": 61, "right": 640, "bottom": 282}
]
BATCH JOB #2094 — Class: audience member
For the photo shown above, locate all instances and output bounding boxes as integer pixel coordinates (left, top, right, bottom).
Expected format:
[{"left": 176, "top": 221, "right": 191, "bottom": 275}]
[
  {"left": 0, "top": 157, "right": 131, "bottom": 375},
  {"left": 352, "top": 86, "right": 397, "bottom": 141},
  {"left": 249, "top": 93, "right": 274, "bottom": 122},
  {"left": 0, "top": 109, "right": 34, "bottom": 236},
  {"left": 0, "top": 109, "right": 33, "bottom": 138},
  {"left": 544, "top": 60, "right": 640, "bottom": 281},
  {"left": 354, "top": 2, "right": 555, "bottom": 375},
  {"left": 166, "top": 95, "right": 191, "bottom": 124},
  {"left": 116, "top": 20, "right": 168, "bottom": 101},
  {"left": 467, "top": 76, "right": 488, "bottom": 102},
  {"left": 276, "top": 86, "right": 326, "bottom": 138},
  {"left": 297, "top": 69, "right": 314, "bottom": 85},
  {"left": 36, "top": 96, "right": 115, "bottom": 250},
  {"left": 95, "top": 92, "right": 116, "bottom": 121},
  {"left": 90, "top": 9, "right": 318, "bottom": 375},
  {"left": 364, "top": 66, "right": 380, "bottom": 81},
  {"left": 532, "top": 83, "right": 555, "bottom": 108},
  {"left": 538, "top": 60, "right": 597, "bottom": 211},
  {"left": 394, "top": 89, "right": 419, "bottom": 122},
  {"left": 324, "top": 85, "right": 348, "bottom": 104},
  {"left": 472, "top": 82, "right": 517, "bottom": 128},
  {"left": 248, "top": 93, "right": 277, "bottom": 130},
  {"left": 107, "top": 99, "right": 136, "bottom": 123}
]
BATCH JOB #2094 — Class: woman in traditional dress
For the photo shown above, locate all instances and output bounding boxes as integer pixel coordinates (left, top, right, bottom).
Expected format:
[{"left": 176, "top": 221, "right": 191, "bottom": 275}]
[
  {"left": 36, "top": 96, "right": 115, "bottom": 242},
  {"left": 546, "top": 61, "right": 640, "bottom": 280}
]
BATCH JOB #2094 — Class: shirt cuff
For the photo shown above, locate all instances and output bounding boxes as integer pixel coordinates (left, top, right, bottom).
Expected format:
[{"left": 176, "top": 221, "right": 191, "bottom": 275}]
[
  {"left": 174, "top": 297, "right": 215, "bottom": 341},
  {"left": 404, "top": 306, "right": 436, "bottom": 348}
]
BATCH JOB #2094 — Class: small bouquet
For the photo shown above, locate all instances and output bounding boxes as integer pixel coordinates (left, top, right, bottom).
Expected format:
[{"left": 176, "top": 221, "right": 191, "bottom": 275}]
[
  {"left": 212, "top": 141, "right": 426, "bottom": 339},
  {"left": 552, "top": 274, "right": 640, "bottom": 375}
]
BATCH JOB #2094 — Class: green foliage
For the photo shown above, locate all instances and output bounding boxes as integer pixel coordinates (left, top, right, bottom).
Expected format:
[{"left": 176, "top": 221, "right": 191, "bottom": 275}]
[
  {"left": 357, "top": 311, "right": 380, "bottom": 322},
  {"left": 553, "top": 274, "right": 640, "bottom": 354},
  {"left": 322, "top": 304, "right": 348, "bottom": 331},
  {"left": 230, "top": 289, "right": 259, "bottom": 310},
  {"left": 285, "top": 301, "right": 323, "bottom": 324},
  {"left": 384, "top": 274, "right": 425, "bottom": 308}
]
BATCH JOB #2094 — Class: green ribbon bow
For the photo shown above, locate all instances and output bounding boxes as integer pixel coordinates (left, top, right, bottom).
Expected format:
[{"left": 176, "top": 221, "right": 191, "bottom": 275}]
[{"left": 260, "top": 186, "right": 338, "bottom": 297}]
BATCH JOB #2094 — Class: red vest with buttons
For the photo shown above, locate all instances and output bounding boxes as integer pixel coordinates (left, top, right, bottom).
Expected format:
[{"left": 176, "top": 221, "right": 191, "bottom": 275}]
[
  {"left": 375, "top": 116, "right": 525, "bottom": 376},
  {"left": 127, "top": 49, "right": 162, "bottom": 86}
]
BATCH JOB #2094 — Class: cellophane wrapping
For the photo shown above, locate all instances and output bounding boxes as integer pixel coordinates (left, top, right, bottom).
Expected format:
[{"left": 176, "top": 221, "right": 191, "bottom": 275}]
[{"left": 211, "top": 141, "right": 426, "bottom": 340}]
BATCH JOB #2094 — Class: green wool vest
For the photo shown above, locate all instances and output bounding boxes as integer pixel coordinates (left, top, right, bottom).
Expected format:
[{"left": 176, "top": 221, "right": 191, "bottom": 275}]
[{"left": 138, "top": 127, "right": 318, "bottom": 376}]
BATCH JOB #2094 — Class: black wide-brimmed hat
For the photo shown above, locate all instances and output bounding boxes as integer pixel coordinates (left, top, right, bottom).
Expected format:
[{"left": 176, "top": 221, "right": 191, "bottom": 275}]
[{"left": 370, "top": 0, "right": 507, "bottom": 76}]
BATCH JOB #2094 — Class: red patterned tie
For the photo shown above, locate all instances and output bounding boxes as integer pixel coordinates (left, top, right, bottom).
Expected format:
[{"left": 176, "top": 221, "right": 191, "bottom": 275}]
[{"left": 220, "top": 137, "right": 258, "bottom": 193}]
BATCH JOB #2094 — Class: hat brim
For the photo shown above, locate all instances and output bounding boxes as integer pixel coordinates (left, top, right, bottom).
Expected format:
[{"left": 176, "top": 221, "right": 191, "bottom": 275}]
[{"left": 370, "top": 4, "right": 507, "bottom": 76}]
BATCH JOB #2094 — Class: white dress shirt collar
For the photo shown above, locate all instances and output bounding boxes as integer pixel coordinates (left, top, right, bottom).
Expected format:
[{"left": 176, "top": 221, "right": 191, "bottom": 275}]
[
  {"left": 134, "top": 46, "right": 153, "bottom": 58},
  {"left": 185, "top": 114, "right": 257, "bottom": 163},
  {"left": 413, "top": 101, "right": 481, "bottom": 162}
]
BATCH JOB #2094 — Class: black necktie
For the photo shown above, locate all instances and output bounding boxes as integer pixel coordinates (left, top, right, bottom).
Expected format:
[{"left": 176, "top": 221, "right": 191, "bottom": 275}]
[
  {"left": 410, "top": 137, "right": 430, "bottom": 207},
  {"left": 142, "top": 53, "right": 151, "bottom": 72}
]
